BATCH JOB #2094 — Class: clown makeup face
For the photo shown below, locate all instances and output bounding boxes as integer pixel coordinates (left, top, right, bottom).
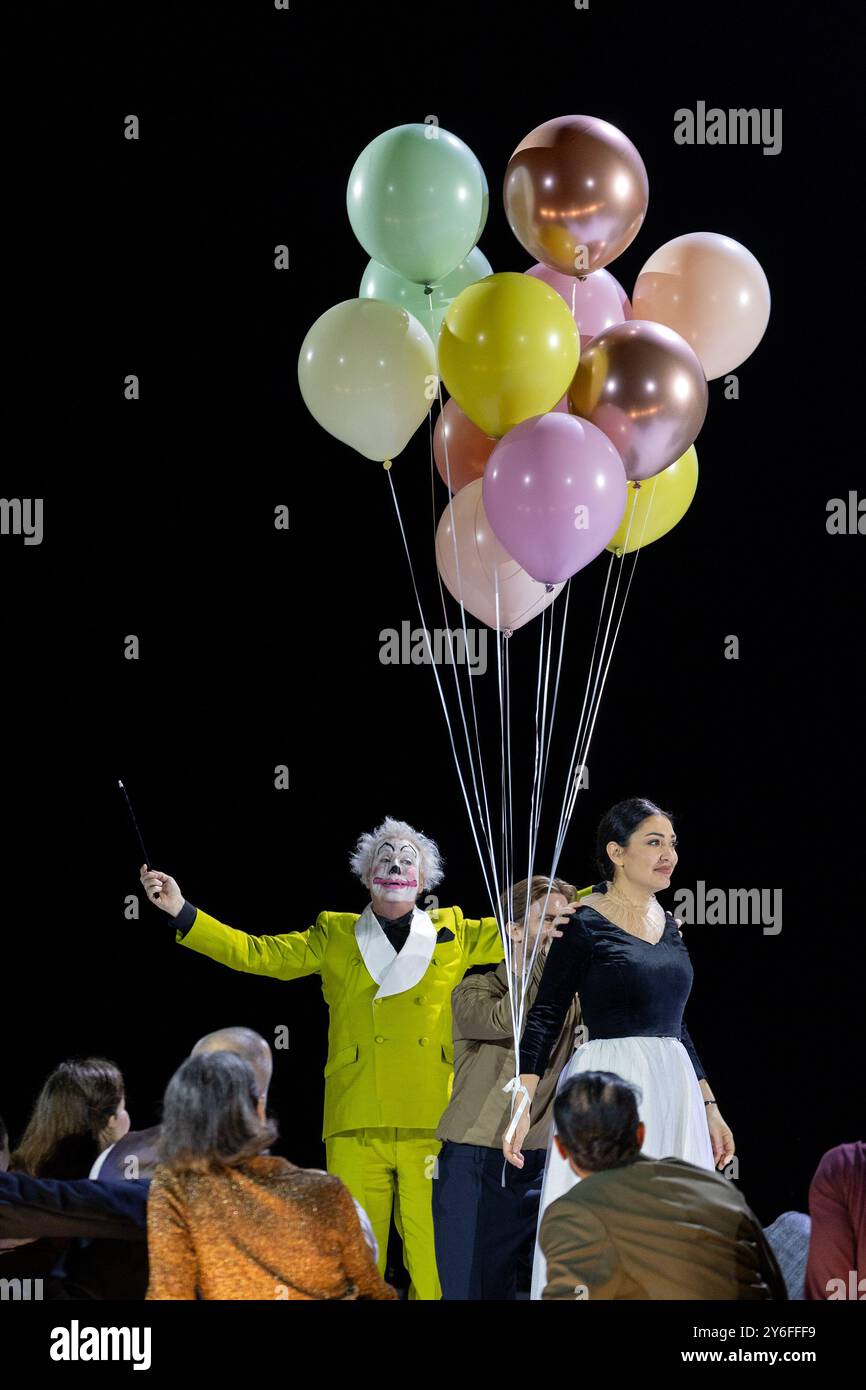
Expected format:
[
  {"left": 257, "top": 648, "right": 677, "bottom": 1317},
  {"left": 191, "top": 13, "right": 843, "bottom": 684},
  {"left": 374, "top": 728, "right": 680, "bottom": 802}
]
[{"left": 369, "top": 837, "right": 424, "bottom": 912}]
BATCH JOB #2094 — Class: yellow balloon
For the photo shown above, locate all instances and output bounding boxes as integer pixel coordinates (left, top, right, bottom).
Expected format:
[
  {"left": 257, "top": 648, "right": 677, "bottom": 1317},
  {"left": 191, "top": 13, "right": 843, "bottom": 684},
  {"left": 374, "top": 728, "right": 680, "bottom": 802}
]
[
  {"left": 438, "top": 272, "right": 579, "bottom": 438},
  {"left": 607, "top": 445, "right": 699, "bottom": 554}
]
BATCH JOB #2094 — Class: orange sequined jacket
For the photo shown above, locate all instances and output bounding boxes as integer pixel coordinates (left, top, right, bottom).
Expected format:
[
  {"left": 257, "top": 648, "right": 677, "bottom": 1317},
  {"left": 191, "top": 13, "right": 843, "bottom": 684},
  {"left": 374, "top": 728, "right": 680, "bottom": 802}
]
[{"left": 145, "top": 1155, "right": 397, "bottom": 1300}]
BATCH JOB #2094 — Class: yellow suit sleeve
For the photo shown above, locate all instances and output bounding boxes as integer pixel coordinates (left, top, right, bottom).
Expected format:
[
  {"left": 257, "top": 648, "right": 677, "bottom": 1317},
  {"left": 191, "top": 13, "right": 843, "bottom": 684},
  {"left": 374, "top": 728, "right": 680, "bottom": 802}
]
[
  {"left": 177, "top": 908, "right": 329, "bottom": 980},
  {"left": 455, "top": 908, "right": 505, "bottom": 967}
]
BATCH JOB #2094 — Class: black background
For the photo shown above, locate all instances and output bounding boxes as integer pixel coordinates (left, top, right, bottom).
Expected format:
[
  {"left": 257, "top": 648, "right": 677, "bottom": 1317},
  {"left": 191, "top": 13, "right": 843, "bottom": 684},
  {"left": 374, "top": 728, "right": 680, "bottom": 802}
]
[{"left": 3, "top": 0, "right": 863, "bottom": 1296}]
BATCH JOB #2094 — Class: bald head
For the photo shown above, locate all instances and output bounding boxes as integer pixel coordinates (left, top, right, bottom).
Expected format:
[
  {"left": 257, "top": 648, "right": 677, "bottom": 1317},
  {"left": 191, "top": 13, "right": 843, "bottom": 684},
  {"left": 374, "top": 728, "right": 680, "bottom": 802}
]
[{"left": 190, "top": 1027, "right": 272, "bottom": 1101}]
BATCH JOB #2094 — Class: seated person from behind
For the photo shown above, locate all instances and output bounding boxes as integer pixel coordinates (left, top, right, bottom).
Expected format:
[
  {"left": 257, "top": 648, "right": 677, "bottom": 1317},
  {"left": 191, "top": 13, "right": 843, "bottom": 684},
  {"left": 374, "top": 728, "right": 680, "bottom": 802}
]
[
  {"left": 540, "top": 1071, "right": 786, "bottom": 1301},
  {"left": 146, "top": 1050, "right": 396, "bottom": 1300}
]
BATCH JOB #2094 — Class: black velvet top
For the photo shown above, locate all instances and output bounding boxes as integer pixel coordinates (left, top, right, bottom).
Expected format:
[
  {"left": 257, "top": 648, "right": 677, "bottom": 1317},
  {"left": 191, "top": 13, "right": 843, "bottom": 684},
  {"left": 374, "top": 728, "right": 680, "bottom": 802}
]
[{"left": 519, "top": 886, "right": 706, "bottom": 1081}]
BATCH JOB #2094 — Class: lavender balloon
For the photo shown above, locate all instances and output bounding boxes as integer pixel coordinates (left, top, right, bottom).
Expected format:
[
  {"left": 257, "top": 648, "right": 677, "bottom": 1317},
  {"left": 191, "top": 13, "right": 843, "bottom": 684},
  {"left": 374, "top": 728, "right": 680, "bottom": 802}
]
[{"left": 483, "top": 413, "right": 628, "bottom": 585}]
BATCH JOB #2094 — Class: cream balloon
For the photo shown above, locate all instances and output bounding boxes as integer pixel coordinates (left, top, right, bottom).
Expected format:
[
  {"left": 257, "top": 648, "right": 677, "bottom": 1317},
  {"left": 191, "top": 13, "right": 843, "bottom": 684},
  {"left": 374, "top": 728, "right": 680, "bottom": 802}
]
[
  {"left": 298, "top": 299, "right": 436, "bottom": 462},
  {"left": 632, "top": 232, "right": 770, "bottom": 380},
  {"left": 435, "top": 479, "right": 564, "bottom": 633}
]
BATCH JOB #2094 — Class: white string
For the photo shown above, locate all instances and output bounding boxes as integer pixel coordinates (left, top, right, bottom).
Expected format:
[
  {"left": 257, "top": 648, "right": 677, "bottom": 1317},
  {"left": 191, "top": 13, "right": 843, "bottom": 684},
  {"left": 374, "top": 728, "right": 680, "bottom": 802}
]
[
  {"left": 386, "top": 472, "right": 500, "bottom": 915},
  {"left": 427, "top": 290, "right": 508, "bottom": 929},
  {"left": 508, "top": 477, "right": 658, "bottom": 1101},
  {"left": 388, "top": 292, "right": 663, "bottom": 1151}
]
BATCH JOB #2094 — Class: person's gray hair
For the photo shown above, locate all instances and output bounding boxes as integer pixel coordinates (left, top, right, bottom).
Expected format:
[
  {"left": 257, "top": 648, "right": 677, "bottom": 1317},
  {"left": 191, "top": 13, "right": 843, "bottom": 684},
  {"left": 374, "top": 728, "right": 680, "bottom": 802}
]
[
  {"left": 158, "top": 1051, "right": 277, "bottom": 1172},
  {"left": 349, "top": 817, "right": 444, "bottom": 890}
]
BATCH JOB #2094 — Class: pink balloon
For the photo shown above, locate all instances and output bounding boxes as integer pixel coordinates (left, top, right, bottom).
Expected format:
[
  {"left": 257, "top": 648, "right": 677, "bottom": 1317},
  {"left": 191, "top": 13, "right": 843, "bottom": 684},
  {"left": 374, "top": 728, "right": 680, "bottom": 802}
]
[
  {"left": 483, "top": 414, "right": 628, "bottom": 585},
  {"left": 607, "top": 271, "right": 633, "bottom": 321},
  {"left": 525, "top": 264, "right": 629, "bottom": 349},
  {"left": 435, "top": 481, "right": 564, "bottom": 633}
]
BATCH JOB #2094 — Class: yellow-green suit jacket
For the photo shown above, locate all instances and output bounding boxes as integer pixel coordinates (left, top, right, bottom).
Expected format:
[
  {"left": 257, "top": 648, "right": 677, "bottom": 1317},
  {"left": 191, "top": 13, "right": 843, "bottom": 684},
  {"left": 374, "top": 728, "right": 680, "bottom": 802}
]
[{"left": 176, "top": 906, "right": 504, "bottom": 1138}]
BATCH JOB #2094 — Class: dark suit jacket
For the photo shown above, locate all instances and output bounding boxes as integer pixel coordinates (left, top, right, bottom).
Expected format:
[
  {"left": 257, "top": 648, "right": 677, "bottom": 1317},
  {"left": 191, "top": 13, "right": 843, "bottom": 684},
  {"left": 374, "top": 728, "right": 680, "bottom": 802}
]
[
  {"left": 540, "top": 1153, "right": 787, "bottom": 1300},
  {"left": 0, "top": 1171, "right": 149, "bottom": 1299},
  {"left": 0, "top": 1170, "right": 148, "bottom": 1241},
  {"left": 95, "top": 1126, "right": 162, "bottom": 1182}
]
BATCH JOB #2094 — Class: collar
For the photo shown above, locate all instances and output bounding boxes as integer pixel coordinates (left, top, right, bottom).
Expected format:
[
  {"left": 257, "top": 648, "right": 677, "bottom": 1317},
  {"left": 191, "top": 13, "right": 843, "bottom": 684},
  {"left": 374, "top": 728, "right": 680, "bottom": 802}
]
[
  {"left": 355, "top": 903, "right": 438, "bottom": 998},
  {"left": 373, "top": 906, "right": 415, "bottom": 932}
]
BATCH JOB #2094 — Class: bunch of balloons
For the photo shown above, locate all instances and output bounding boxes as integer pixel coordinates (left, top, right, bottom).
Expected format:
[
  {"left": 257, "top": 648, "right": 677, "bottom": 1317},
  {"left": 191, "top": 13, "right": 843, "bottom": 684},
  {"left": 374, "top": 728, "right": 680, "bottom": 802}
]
[{"left": 298, "top": 115, "right": 770, "bottom": 632}]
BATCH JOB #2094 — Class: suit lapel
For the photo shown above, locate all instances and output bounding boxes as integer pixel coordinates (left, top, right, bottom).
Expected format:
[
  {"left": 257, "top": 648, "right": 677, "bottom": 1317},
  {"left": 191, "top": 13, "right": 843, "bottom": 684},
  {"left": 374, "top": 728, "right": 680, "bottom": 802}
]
[{"left": 354, "top": 904, "right": 438, "bottom": 999}]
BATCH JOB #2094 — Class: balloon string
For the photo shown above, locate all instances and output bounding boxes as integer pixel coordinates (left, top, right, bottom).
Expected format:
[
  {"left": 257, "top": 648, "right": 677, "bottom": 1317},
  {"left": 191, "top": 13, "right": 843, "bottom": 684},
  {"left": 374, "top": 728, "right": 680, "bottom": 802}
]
[
  {"left": 515, "top": 580, "right": 573, "bottom": 1051},
  {"left": 430, "top": 315, "right": 502, "bottom": 887},
  {"left": 554, "top": 481, "right": 643, "bottom": 847},
  {"left": 386, "top": 466, "right": 502, "bottom": 916},
  {"left": 510, "top": 478, "right": 657, "bottom": 1061},
  {"left": 493, "top": 564, "right": 516, "bottom": 999},
  {"left": 553, "top": 477, "right": 657, "bottom": 866},
  {"left": 423, "top": 309, "right": 507, "bottom": 927}
]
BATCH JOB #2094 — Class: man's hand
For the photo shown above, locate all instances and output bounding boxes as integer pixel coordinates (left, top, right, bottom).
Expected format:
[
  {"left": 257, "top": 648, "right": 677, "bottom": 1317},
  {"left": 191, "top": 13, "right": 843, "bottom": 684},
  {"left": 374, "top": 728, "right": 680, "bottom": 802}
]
[
  {"left": 524, "top": 898, "right": 581, "bottom": 947},
  {"left": 503, "top": 1106, "right": 532, "bottom": 1169},
  {"left": 140, "top": 865, "right": 185, "bottom": 917},
  {"left": 545, "top": 900, "right": 580, "bottom": 943}
]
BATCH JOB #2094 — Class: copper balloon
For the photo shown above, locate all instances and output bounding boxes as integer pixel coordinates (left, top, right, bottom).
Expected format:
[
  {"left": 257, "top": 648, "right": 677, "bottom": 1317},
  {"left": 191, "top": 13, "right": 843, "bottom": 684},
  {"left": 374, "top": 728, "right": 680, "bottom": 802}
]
[
  {"left": 504, "top": 115, "right": 649, "bottom": 276},
  {"left": 433, "top": 398, "right": 496, "bottom": 493},
  {"left": 568, "top": 321, "right": 708, "bottom": 481}
]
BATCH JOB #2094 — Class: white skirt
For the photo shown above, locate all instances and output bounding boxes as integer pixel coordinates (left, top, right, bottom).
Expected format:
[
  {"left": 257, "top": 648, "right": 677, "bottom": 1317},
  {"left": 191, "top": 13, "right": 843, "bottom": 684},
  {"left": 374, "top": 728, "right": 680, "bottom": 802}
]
[{"left": 529, "top": 1035, "right": 716, "bottom": 1300}]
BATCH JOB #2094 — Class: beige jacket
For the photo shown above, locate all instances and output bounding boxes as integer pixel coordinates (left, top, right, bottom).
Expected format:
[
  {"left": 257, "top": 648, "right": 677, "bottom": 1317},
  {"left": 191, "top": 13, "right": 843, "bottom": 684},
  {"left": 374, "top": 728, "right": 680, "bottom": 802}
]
[{"left": 436, "top": 955, "right": 581, "bottom": 1150}]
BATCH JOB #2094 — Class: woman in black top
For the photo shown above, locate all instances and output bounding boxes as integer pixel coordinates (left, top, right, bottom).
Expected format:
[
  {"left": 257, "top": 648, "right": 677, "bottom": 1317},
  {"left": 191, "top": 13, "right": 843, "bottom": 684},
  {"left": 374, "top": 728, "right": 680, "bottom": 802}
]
[{"left": 500, "top": 797, "right": 735, "bottom": 1299}]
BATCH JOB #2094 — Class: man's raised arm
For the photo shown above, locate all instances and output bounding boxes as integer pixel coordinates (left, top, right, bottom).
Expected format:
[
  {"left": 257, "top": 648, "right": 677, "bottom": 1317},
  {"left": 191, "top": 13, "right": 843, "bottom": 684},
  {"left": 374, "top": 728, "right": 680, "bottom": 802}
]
[{"left": 140, "top": 865, "right": 328, "bottom": 980}]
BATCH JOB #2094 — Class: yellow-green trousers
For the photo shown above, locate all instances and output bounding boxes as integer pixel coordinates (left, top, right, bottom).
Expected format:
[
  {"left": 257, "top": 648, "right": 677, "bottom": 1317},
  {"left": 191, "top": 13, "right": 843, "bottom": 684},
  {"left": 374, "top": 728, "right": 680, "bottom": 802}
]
[{"left": 326, "top": 1128, "right": 442, "bottom": 1300}]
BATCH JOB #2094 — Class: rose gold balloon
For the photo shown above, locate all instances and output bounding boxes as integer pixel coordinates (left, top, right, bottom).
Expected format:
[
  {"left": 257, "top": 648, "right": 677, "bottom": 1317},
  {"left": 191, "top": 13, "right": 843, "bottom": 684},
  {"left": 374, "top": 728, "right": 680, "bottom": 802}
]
[
  {"left": 504, "top": 115, "right": 649, "bottom": 276},
  {"left": 433, "top": 398, "right": 496, "bottom": 494},
  {"left": 632, "top": 232, "right": 770, "bottom": 380},
  {"left": 568, "top": 321, "right": 708, "bottom": 481},
  {"left": 435, "top": 480, "right": 563, "bottom": 633}
]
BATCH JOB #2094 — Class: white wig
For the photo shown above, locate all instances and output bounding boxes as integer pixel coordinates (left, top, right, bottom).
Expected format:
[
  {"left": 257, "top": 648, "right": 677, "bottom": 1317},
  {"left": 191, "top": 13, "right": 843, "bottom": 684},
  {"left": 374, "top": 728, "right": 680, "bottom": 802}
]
[{"left": 349, "top": 816, "right": 444, "bottom": 891}]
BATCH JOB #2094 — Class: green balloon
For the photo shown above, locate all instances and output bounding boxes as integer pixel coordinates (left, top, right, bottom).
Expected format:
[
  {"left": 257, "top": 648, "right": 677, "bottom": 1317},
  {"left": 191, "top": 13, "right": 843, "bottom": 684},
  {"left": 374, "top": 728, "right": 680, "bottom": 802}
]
[
  {"left": 359, "top": 247, "right": 494, "bottom": 345},
  {"left": 348, "top": 124, "right": 488, "bottom": 286}
]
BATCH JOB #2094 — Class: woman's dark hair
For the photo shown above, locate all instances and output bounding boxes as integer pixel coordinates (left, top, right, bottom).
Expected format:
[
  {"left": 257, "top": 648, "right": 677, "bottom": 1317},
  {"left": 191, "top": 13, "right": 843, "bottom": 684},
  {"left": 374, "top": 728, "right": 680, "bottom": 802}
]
[
  {"left": 595, "top": 797, "right": 674, "bottom": 882},
  {"left": 10, "top": 1057, "right": 125, "bottom": 1179},
  {"left": 158, "top": 1051, "right": 278, "bottom": 1172},
  {"left": 553, "top": 1072, "right": 643, "bottom": 1172}
]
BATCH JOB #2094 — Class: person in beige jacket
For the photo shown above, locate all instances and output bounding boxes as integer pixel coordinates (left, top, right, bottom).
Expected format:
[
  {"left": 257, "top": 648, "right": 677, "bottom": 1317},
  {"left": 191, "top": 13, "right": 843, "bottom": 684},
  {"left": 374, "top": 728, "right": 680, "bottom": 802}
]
[{"left": 433, "top": 875, "right": 587, "bottom": 1299}]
